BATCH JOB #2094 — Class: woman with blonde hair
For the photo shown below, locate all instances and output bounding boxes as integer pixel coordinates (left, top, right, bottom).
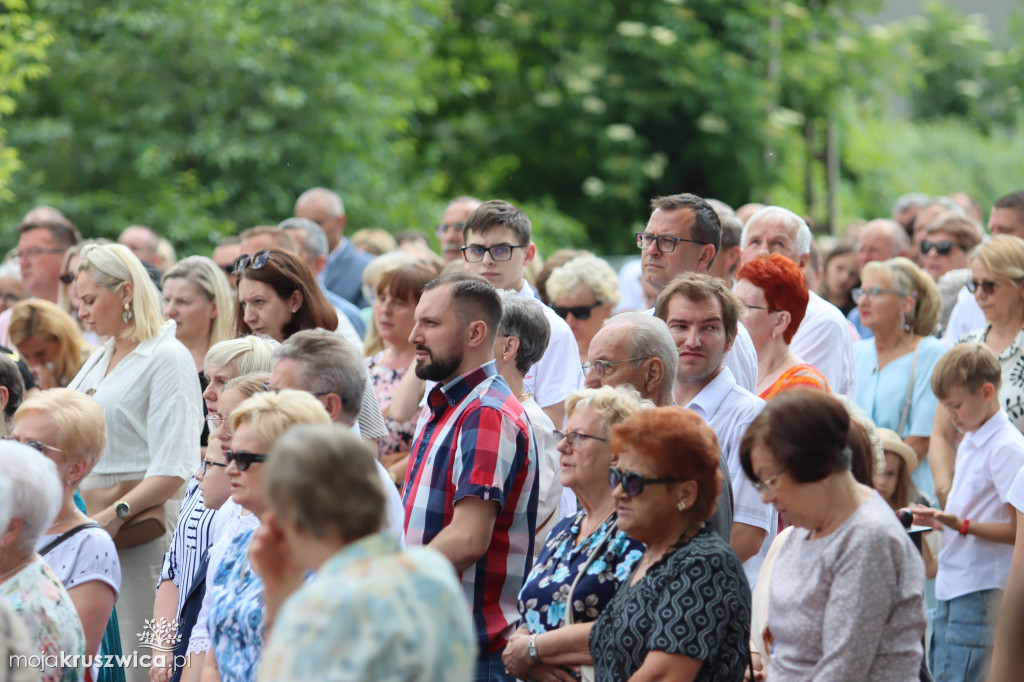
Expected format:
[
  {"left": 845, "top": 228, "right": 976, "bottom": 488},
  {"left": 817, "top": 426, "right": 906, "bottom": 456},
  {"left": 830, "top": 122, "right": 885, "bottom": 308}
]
[
  {"left": 546, "top": 255, "right": 621, "bottom": 367},
  {"left": 12, "top": 389, "right": 120, "bottom": 681},
  {"left": 68, "top": 243, "right": 203, "bottom": 677},
  {"left": 161, "top": 256, "right": 235, "bottom": 371},
  {"left": 9, "top": 299, "right": 92, "bottom": 389}
]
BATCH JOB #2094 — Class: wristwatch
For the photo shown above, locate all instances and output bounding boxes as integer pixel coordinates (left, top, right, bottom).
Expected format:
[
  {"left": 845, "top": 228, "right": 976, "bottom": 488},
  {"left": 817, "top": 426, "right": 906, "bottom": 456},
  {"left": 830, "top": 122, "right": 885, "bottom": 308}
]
[
  {"left": 527, "top": 634, "right": 540, "bottom": 663},
  {"left": 114, "top": 499, "right": 133, "bottom": 522}
]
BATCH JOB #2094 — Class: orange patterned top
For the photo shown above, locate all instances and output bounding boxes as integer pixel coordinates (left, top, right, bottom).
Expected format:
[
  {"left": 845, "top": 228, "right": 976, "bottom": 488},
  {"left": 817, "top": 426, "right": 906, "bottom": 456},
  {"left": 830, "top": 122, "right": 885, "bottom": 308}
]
[{"left": 759, "top": 363, "right": 831, "bottom": 401}]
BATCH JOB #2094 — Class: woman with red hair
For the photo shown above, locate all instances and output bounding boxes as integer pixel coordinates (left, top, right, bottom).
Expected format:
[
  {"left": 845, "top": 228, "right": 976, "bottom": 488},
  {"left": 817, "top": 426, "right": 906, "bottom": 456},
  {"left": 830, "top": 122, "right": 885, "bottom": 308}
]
[{"left": 735, "top": 254, "right": 829, "bottom": 400}]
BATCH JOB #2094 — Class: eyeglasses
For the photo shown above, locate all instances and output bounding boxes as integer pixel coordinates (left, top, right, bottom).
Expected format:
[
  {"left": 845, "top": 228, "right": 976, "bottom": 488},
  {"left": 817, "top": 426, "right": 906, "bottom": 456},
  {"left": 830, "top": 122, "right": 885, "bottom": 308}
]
[
  {"left": 966, "top": 279, "right": 1007, "bottom": 295},
  {"left": 740, "top": 302, "right": 773, "bottom": 314},
  {"left": 435, "top": 222, "right": 464, "bottom": 237},
  {"left": 59, "top": 272, "right": 76, "bottom": 285},
  {"left": 920, "top": 240, "right": 960, "bottom": 256},
  {"left": 635, "top": 232, "right": 705, "bottom": 253},
  {"left": 851, "top": 286, "right": 910, "bottom": 302},
  {"left": 551, "top": 301, "right": 603, "bottom": 321},
  {"left": 234, "top": 250, "right": 284, "bottom": 273},
  {"left": 200, "top": 458, "right": 228, "bottom": 476},
  {"left": 608, "top": 466, "right": 683, "bottom": 498},
  {"left": 223, "top": 449, "right": 268, "bottom": 471},
  {"left": 583, "top": 356, "right": 649, "bottom": 377},
  {"left": 563, "top": 431, "right": 607, "bottom": 448},
  {"left": 2, "top": 436, "right": 63, "bottom": 455},
  {"left": 14, "top": 246, "right": 64, "bottom": 260},
  {"left": 206, "top": 413, "right": 224, "bottom": 431},
  {"left": 751, "top": 468, "right": 787, "bottom": 493},
  {"left": 461, "top": 243, "right": 529, "bottom": 263}
]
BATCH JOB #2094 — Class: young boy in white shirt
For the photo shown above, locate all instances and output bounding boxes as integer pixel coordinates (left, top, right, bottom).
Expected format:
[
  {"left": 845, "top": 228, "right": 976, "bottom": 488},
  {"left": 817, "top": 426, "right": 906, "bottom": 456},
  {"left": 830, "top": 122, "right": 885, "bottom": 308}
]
[{"left": 914, "top": 342, "right": 1024, "bottom": 682}]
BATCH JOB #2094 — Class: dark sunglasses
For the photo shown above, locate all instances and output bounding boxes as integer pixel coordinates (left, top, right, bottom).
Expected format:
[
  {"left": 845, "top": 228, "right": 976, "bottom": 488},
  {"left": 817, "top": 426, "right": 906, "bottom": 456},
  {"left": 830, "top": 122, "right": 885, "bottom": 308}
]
[
  {"left": 223, "top": 449, "right": 268, "bottom": 471},
  {"left": 59, "top": 272, "right": 76, "bottom": 285},
  {"left": 920, "top": 240, "right": 959, "bottom": 256},
  {"left": 234, "top": 250, "right": 282, "bottom": 273},
  {"left": 608, "top": 465, "right": 683, "bottom": 498},
  {"left": 220, "top": 264, "right": 236, "bottom": 277},
  {"left": 966, "top": 279, "right": 1001, "bottom": 295},
  {"left": 551, "top": 301, "right": 603, "bottom": 321},
  {"left": 200, "top": 458, "right": 228, "bottom": 476}
]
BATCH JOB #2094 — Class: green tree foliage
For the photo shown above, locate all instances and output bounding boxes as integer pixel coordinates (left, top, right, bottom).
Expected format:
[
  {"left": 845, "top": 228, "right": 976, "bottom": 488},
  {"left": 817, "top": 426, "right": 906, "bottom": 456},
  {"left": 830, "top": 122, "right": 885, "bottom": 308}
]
[
  {"left": 3, "top": 0, "right": 446, "bottom": 253},
  {"left": 0, "top": 0, "right": 52, "bottom": 204}
]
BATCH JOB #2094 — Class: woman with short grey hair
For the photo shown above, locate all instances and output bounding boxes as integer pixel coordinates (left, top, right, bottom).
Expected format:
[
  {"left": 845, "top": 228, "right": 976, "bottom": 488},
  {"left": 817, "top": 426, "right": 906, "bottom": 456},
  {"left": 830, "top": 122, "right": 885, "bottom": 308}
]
[{"left": 546, "top": 255, "right": 621, "bottom": 366}]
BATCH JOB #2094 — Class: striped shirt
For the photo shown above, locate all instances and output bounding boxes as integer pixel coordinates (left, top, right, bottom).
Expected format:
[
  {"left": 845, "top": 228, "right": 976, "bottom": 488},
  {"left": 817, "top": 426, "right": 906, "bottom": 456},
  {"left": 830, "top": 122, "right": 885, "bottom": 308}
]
[
  {"left": 403, "top": 361, "right": 538, "bottom": 655},
  {"left": 159, "top": 474, "right": 217, "bottom": 619}
]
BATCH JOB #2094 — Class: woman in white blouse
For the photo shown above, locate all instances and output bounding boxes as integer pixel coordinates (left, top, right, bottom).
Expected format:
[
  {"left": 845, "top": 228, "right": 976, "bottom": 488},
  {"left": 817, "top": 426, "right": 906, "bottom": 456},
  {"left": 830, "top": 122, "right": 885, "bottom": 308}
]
[{"left": 69, "top": 243, "right": 203, "bottom": 681}]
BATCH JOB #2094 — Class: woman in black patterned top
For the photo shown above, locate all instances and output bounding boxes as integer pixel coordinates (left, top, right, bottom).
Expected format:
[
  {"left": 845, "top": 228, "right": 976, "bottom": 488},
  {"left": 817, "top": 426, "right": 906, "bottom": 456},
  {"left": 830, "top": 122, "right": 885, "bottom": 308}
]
[{"left": 590, "top": 407, "right": 751, "bottom": 682}]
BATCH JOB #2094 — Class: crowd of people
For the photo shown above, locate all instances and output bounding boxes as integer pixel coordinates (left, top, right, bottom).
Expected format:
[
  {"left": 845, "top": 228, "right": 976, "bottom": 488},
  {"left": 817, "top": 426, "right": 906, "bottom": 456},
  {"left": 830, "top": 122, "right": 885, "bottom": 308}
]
[{"left": 1, "top": 186, "right": 1024, "bottom": 682}]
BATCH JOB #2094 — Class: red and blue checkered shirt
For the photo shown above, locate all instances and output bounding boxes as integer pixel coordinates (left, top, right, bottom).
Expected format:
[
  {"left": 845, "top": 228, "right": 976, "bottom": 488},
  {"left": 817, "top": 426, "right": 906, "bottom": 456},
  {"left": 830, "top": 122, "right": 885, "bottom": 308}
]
[{"left": 402, "top": 361, "right": 538, "bottom": 654}]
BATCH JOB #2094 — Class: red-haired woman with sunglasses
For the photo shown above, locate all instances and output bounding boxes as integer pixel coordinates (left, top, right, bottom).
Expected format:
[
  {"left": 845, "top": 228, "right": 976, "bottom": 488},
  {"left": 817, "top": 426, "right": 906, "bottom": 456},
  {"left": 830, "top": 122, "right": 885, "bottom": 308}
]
[
  {"left": 586, "top": 406, "right": 750, "bottom": 682},
  {"left": 233, "top": 249, "right": 337, "bottom": 342}
]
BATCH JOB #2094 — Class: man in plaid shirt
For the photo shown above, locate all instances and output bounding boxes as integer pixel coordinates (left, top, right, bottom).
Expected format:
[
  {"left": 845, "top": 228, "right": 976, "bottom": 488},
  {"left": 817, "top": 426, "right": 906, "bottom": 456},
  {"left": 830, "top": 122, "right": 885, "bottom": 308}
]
[{"left": 402, "top": 272, "right": 538, "bottom": 682}]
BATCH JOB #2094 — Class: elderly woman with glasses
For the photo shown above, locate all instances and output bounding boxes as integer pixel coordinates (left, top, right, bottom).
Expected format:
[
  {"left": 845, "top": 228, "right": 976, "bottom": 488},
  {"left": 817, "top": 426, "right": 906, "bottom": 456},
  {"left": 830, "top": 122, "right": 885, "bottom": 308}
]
[
  {"left": 0, "top": 442, "right": 86, "bottom": 682},
  {"left": 546, "top": 256, "right": 621, "bottom": 367},
  {"left": 740, "top": 389, "right": 926, "bottom": 680},
  {"left": 503, "top": 386, "right": 648, "bottom": 682},
  {"left": 11, "top": 389, "right": 119, "bottom": 680},
  {"left": 198, "top": 390, "right": 330, "bottom": 682},
  {"left": 853, "top": 256, "right": 943, "bottom": 498},
  {"left": 931, "top": 235, "right": 1024, "bottom": 508},
  {"left": 588, "top": 407, "right": 750, "bottom": 682}
]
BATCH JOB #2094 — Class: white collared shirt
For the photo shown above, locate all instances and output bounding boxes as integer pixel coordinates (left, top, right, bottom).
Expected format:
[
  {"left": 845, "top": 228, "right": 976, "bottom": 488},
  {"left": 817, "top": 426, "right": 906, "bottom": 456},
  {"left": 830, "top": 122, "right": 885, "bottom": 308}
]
[
  {"left": 518, "top": 281, "right": 585, "bottom": 411},
  {"left": 686, "top": 367, "right": 773, "bottom": 587},
  {"left": 70, "top": 320, "right": 203, "bottom": 479},
  {"left": 790, "top": 291, "right": 856, "bottom": 398},
  {"left": 937, "top": 409, "right": 1024, "bottom": 600}
]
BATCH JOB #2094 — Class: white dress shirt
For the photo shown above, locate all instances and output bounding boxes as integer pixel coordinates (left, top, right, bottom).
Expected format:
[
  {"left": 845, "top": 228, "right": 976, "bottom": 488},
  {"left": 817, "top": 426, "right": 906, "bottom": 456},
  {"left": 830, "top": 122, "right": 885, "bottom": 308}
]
[
  {"left": 789, "top": 291, "right": 856, "bottom": 398},
  {"left": 686, "top": 367, "right": 773, "bottom": 587}
]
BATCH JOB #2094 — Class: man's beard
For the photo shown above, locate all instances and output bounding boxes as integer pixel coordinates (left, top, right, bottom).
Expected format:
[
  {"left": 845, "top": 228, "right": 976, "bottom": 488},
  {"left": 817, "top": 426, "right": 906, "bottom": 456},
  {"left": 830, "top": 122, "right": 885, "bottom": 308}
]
[{"left": 414, "top": 343, "right": 463, "bottom": 382}]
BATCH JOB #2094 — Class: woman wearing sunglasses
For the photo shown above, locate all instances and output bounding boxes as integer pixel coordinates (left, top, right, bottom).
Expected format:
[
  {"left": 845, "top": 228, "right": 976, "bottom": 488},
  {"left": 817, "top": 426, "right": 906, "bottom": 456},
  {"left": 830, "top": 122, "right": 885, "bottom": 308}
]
[
  {"left": 588, "top": 406, "right": 750, "bottom": 682},
  {"left": 11, "top": 389, "right": 120, "bottom": 682},
  {"left": 197, "top": 390, "right": 330, "bottom": 682},
  {"left": 931, "top": 235, "right": 1024, "bottom": 508},
  {"left": 739, "top": 389, "right": 926, "bottom": 681},
  {"left": 853, "top": 257, "right": 943, "bottom": 499},
  {"left": 546, "top": 255, "right": 620, "bottom": 367},
  {"left": 503, "top": 386, "right": 647, "bottom": 682},
  {"left": 233, "top": 248, "right": 338, "bottom": 343},
  {"left": 68, "top": 243, "right": 203, "bottom": 670}
]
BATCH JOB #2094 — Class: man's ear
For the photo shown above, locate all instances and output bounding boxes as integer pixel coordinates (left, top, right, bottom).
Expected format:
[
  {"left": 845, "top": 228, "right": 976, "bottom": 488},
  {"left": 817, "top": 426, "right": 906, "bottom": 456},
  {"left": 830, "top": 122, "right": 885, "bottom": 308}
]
[
  {"left": 798, "top": 253, "right": 810, "bottom": 269},
  {"left": 698, "top": 245, "right": 716, "bottom": 273},
  {"left": 523, "top": 243, "right": 536, "bottom": 266},
  {"left": 646, "top": 357, "right": 665, "bottom": 395},
  {"left": 465, "top": 320, "right": 489, "bottom": 349}
]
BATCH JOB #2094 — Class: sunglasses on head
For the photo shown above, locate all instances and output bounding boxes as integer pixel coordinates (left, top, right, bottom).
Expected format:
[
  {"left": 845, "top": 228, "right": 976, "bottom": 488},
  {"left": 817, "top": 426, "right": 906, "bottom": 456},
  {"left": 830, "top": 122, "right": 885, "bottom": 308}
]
[
  {"left": 234, "top": 250, "right": 281, "bottom": 273},
  {"left": 608, "top": 465, "right": 683, "bottom": 498},
  {"left": 223, "top": 449, "right": 267, "bottom": 471},
  {"left": 551, "top": 301, "right": 603, "bottom": 321},
  {"left": 920, "top": 240, "right": 959, "bottom": 256},
  {"left": 59, "top": 272, "right": 76, "bottom": 285}
]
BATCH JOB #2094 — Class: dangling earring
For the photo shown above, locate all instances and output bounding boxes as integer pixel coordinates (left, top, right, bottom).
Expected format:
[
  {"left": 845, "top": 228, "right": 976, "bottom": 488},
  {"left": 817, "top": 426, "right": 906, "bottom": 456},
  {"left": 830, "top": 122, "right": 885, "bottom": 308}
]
[
  {"left": 677, "top": 500, "right": 687, "bottom": 511},
  {"left": 122, "top": 302, "right": 134, "bottom": 323},
  {"left": 900, "top": 311, "right": 910, "bottom": 333}
]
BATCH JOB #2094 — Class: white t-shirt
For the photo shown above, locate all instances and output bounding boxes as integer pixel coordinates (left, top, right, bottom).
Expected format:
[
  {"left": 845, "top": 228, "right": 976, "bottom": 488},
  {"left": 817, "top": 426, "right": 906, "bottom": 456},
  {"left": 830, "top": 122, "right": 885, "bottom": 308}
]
[
  {"left": 937, "top": 409, "right": 1024, "bottom": 600},
  {"left": 789, "top": 291, "right": 857, "bottom": 398},
  {"left": 518, "top": 282, "right": 585, "bottom": 412}
]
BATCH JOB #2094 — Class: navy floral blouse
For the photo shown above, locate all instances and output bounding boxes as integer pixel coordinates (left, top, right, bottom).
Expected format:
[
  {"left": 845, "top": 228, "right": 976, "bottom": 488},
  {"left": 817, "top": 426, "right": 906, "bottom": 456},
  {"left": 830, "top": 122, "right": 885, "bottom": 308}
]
[{"left": 517, "top": 510, "right": 643, "bottom": 633}]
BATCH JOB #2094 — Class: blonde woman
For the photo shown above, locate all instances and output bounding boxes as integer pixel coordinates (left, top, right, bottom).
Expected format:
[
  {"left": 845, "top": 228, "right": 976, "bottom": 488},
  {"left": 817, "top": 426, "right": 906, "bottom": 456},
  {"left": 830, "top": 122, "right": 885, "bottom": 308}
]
[
  {"left": 161, "top": 256, "right": 235, "bottom": 372},
  {"left": 546, "top": 255, "right": 621, "bottom": 367},
  {"left": 9, "top": 299, "right": 93, "bottom": 389},
  {"left": 68, "top": 243, "right": 203, "bottom": 680}
]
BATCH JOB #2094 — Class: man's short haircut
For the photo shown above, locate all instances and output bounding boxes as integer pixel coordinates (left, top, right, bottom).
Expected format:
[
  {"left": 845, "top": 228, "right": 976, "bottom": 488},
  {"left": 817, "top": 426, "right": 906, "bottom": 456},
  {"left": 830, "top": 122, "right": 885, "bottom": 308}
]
[
  {"left": 423, "top": 272, "right": 503, "bottom": 343},
  {"left": 650, "top": 194, "right": 722, "bottom": 256},
  {"left": 497, "top": 291, "right": 551, "bottom": 376},
  {"left": 17, "top": 219, "right": 81, "bottom": 249},
  {"left": 273, "top": 329, "right": 367, "bottom": 420},
  {"left": 925, "top": 213, "right": 983, "bottom": 253},
  {"left": 993, "top": 190, "right": 1024, "bottom": 227},
  {"left": 742, "top": 206, "right": 812, "bottom": 256},
  {"left": 217, "top": 235, "right": 242, "bottom": 248},
  {"left": 892, "top": 193, "right": 930, "bottom": 216},
  {"left": 719, "top": 214, "right": 744, "bottom": 251},
  {"left": 862, "top": 218, "right": 911, "bottom": 254},
  {"left": 607, "top": 312, "right": 678, "bottom": 406},
  {"left": 0, "top": 354, "right": 25, "bottom": 432},
  {"left": 654, "top": 273, "right": 743, "bottom": 344},
  {"left": 240, "top": 226, "right": 300, "bottom": 254},
  {"left": 296, "top": 187, "right": 345, "bottom": 218},
  {"left": 462, "top": 199, "right": 532, "bottom": 245},
  {"left": 931, "top": 342, "right": 1002, "bottom": 399},
  {"left": 278, "top": 218, "right": 329, "bottom": 258}
]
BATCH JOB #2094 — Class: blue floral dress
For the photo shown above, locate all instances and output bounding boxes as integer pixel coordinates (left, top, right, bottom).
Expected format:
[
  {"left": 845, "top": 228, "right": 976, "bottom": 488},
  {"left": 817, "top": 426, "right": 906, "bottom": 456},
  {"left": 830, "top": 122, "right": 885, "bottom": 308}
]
[
  {"left": 207, "top": 529, "right": 263, "bottom": 682},
  {"left": 517, "top": 510, "right": 643, "bottom": 633}
]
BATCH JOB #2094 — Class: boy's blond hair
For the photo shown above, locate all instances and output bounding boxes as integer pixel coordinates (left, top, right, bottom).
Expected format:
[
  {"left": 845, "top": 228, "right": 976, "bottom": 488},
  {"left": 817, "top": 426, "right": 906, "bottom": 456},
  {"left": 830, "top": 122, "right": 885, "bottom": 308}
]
[{"left": 931, "top": 342, "right": 1001, "bottom": 400}]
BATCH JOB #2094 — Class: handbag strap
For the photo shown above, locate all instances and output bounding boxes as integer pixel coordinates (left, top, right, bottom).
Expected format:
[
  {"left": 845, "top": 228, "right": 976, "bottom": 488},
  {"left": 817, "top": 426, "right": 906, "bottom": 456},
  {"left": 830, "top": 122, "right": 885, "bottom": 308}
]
[
  {"left": 565, "top": 516, "right": 617, "bottom": 626},
  {"left": 897, "top": 343, "right": 920, "bottom": 436},
  {"left": 38, "top": 522, "right": 103, "bottom": 557}
]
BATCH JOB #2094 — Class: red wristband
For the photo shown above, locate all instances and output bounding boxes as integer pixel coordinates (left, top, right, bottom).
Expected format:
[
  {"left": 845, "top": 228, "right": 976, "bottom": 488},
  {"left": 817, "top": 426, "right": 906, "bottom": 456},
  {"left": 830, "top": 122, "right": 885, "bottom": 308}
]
[{"left": 959, "top": 519, "right": 970, "bottom": 536}]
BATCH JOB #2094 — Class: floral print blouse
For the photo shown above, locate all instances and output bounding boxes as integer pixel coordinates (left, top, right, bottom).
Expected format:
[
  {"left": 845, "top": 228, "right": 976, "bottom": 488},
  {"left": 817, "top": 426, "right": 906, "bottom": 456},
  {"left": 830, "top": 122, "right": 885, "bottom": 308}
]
[
  {"left": 206, "top": 529, "right": 263, "bottom": 682},
  {"left": 367, "top": 352, "right": 418, "bottom": 458},
  {"left": 517, "top": 510, "right": 643, "bottom": 633}
]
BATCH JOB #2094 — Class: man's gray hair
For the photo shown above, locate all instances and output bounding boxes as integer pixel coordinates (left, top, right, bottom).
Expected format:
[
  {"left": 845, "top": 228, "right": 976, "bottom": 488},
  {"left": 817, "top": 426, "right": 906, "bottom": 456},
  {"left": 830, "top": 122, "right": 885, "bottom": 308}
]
[
  {"left": 742, "top": 206, "right": 813, "bottom": 256},
  {"left": 609, "top": 312, "right": 678, "bottom": 406},
  {"left": 278, "top": 217, "right": 330, "bottom": 258},
  {"left": 892, "top": 193, "right": 930, "bottom": 216},
  {"left": 272, "top": 329, "right": 365, "bottom": 420},
  {"left": 296, "top": 187, "right": 345, "bottom": 218}
]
